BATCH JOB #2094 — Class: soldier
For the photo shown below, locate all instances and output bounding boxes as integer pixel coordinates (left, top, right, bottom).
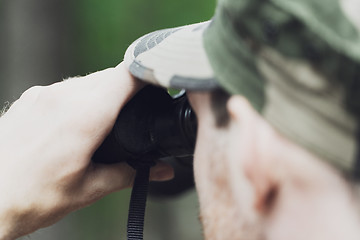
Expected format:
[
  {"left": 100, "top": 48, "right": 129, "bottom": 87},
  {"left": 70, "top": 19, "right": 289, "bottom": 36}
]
[
  {"left": 122, "top": 0, "right": 360, "bottom": 238},
  {"left": 1, "top": 0, "right": 360, "bottom": 239}
]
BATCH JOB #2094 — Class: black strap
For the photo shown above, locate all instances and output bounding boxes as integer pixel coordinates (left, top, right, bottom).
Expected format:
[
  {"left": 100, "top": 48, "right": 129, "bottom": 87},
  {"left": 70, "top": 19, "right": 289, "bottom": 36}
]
[
  {"left": 127, "top": 166, "right": 151, "bottom": 240},
  {"left": 353, "top": 129, "right": 360, "bottom": 179}
]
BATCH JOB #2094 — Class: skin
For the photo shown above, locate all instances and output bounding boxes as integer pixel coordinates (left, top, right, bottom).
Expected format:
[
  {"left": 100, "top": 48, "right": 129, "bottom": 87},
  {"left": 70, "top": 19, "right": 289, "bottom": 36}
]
[
  {"left": 0, "top": 62, "right": 174, "bottom": 240},
  {"left": 187, "top": 91, "right": 360, "bottom": 240},
  {"left": 1, "top": 63, "right": 360, "bottom": 239}
]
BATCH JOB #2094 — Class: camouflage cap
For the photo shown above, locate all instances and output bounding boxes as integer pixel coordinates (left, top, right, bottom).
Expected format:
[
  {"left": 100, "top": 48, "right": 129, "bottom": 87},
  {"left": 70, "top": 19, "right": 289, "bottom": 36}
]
[{"left": 124, "top": 0, "right": 360, "bottom": 175}]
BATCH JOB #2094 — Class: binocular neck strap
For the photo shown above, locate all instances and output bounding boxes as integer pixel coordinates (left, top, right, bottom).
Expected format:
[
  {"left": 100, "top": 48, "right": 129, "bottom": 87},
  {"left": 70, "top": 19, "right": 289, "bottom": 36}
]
[{"left": 127, "top": 166, "right": 151, "bottom": 240}]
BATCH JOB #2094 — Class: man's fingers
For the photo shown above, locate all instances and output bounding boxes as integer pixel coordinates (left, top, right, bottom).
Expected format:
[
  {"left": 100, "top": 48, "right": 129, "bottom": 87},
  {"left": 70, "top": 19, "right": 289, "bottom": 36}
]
[
  {"left": 66, "top": 62, "right": 145, "bottom": 106},
  {"left": 90, "top": 162, "right": 135, "bottom": 191},
  {"left": 149, "top": 161, "right": 175, "bottom": 182},
  {"left": 79, "top": 161, "right": 174, "bottom": 205},
  {"left": 76, "top": 162, "right": 135, "bottom": 206}
]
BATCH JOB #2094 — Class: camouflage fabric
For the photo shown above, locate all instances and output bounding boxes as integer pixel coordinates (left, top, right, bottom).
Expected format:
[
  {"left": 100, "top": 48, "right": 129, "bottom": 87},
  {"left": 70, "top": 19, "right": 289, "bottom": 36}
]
[
  {"left": 124, "top": 0, "right": 360, "bottom": 175},
  {"left": 203, "top": 0, "right": 360, "bottom": 174}
]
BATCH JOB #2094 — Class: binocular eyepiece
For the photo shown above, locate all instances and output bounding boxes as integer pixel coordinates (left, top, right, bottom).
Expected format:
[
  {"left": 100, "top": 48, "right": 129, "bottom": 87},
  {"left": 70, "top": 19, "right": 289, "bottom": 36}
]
[{"left": 93, "top": 85, "right": 197, "bottom": 168}]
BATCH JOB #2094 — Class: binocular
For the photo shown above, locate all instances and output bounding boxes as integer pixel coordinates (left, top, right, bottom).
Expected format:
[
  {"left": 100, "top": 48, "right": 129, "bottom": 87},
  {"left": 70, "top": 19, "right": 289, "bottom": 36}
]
[{"left": 92, "top": 85, "right": 197, "bottom": 170}]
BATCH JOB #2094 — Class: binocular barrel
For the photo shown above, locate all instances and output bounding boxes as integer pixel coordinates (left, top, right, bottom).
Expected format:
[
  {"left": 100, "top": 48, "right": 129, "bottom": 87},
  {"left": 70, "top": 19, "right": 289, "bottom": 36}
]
[{"left": 92, "top": 86, "right": 197, "bottom": 167}]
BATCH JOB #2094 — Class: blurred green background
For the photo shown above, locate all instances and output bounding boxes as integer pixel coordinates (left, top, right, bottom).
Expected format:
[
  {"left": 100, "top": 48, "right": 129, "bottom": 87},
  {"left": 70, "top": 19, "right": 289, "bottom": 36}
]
[{"left": 0, "top": 0, "right": 215, "bottom": 239}]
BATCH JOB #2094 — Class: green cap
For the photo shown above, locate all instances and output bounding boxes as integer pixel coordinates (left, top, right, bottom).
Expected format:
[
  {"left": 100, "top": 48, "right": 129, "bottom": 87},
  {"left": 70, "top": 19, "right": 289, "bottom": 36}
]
[{"left": 124, "top": 0, "right": 360, "bottom": 175}]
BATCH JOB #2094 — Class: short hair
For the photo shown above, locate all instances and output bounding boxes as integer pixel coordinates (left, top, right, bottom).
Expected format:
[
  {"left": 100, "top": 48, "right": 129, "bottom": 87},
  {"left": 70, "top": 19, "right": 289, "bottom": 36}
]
[{"left": 210, "top": 88, "right": 231, "bottom": 128}]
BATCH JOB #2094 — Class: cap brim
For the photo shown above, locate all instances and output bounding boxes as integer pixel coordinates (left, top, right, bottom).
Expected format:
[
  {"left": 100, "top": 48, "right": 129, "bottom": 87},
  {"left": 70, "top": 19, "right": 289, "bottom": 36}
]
[{"left": 124, "top": 21, "right": 219, "bottom": 90}]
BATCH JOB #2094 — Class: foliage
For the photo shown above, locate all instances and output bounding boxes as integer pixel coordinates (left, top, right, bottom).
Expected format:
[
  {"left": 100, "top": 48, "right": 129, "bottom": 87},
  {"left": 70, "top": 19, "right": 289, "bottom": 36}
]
[{"left": 69, "top": 0, "right": 215, "bottom": 75}]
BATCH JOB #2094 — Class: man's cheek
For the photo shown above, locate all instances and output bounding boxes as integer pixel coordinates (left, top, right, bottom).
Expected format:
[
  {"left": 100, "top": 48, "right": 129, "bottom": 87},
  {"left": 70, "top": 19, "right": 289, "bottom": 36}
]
[
  {"left": 193, "top": 149, "right": 210, "bottom": 207},
  {"left": 194, "top": 148, "right": 241, "bottom": 239}
]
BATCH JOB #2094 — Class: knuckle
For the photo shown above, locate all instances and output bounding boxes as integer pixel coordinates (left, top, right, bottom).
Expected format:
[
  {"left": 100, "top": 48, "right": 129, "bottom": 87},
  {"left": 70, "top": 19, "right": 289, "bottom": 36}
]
[
  {"left": 79, "top": 181, "right": 107, "bottom": 206},
  {"left": 87, "top": 188, "right": 106, "bottom": 203},
  {"left": 34, "top": 84, "right": 63, "bottom": 108},
  {"left": 20, "top": 85, "right": 44, "bottom": 101},
  {"left": 37, "top": 84, "right": 58, "bottom": 99}
]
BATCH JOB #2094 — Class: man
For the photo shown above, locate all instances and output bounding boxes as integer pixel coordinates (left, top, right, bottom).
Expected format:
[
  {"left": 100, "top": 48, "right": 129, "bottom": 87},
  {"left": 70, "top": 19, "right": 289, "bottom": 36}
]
[
  {"left": 0, "top": 64, "right": 174, "bottom": 240},
  {"left": 1, "top": 0, "right": 360, "bottom": 240},
  {"left": 123, "top": 0, "right": 360, "bottom": 239}
]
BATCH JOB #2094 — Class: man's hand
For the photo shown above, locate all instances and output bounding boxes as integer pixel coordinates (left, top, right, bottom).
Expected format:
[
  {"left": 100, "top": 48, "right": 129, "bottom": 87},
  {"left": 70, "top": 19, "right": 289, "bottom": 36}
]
[{"left": 0, "top": 62, "right": 174, "bottom": 240}]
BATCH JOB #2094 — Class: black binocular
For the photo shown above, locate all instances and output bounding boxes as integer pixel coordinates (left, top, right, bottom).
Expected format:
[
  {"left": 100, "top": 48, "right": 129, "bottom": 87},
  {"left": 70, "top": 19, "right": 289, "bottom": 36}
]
[{"left": 93, "top": 85, "right": 197, "bottom": 170}]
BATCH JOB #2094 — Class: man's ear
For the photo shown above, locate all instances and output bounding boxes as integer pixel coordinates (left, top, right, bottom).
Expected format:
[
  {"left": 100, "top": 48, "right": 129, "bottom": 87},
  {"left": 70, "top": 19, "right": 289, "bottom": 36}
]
[{"left": 226, "top": 95, "right": 280, "bottom": 215}]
